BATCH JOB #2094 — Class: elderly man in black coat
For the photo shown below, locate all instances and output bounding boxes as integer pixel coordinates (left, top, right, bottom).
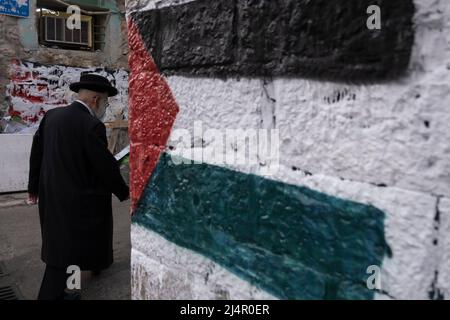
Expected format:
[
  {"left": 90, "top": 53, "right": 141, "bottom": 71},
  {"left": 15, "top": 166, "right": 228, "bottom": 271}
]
[{"left": 27, "top": 74, "right": 130, "bottom": 300}]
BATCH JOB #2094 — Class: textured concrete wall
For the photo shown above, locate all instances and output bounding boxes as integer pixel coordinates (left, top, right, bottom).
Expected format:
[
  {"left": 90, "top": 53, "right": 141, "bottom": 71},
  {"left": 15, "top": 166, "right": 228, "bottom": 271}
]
[
  {"left": 133, "top": 0, "right": 414, "bottom": 81},
  {"left": 128, "top": 0, "right": 450, "bottom": 299},
  {"left": 0, "top": 134, "right": 33, "bottom": 192}
]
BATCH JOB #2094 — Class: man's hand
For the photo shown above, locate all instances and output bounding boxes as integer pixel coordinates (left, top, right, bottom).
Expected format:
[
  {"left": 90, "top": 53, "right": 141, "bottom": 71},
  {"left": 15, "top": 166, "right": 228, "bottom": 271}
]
[{"left": 27, "top": 193, "right": 38, "bottom": 205}]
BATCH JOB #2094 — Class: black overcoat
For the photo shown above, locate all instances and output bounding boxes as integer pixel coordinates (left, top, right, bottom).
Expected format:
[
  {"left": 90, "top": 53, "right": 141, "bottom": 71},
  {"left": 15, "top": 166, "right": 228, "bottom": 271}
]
[{"left": 28, "top": 101, "right": 129, "bottom": 270}]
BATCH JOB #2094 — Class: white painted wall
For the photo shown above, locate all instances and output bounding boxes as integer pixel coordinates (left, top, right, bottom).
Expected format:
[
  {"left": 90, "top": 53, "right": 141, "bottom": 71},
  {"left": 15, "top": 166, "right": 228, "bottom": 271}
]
[
  {"left": 131, "top": 0, "right": 450, "bottom": 299},
  {"left": 131, "top": 224, "right": 277, "bottom": 300},
  {"left": 0, "top": 134, "right": 33, "bottom": 193}
]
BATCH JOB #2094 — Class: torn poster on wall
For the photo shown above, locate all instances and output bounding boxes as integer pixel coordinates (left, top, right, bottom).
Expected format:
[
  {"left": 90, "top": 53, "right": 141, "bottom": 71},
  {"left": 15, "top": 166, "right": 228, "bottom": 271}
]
[{"left": 5, "top": 59, "right": 129, "bottom": 127}]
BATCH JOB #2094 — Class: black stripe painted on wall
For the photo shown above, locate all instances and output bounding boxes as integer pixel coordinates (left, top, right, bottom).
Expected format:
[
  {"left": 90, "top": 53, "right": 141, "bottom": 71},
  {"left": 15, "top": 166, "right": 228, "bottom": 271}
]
[{"left": 132, "top": 0, "right": 414, "bottom": 82}]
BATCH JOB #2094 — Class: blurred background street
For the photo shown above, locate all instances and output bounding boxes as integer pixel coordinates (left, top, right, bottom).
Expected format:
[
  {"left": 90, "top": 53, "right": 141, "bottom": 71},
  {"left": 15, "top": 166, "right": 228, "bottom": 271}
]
[{"left": 0, "top": 192, "right": 131, "bottom": 300}]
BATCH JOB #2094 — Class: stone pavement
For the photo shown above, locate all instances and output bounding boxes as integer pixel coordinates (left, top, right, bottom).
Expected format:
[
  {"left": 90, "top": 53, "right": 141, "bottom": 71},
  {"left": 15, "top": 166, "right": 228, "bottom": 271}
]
[{"left": 0, "top": 192, "right": 131, "bottom": 300}]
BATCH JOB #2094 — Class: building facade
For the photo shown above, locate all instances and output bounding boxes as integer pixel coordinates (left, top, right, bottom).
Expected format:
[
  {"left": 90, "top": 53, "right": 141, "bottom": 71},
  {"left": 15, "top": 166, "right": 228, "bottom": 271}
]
[
  {"left": 0, "top": 0, "right": 129, "bottom": 193},
  {"left": 0, "top": 0, "right": 129, "bottom": 132}
]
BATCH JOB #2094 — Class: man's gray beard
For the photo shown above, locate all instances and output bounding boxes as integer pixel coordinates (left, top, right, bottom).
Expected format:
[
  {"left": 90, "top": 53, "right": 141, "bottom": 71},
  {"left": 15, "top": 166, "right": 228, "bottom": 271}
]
[{"left": 95, "top": 105, "right": 107, "bottom": 120}]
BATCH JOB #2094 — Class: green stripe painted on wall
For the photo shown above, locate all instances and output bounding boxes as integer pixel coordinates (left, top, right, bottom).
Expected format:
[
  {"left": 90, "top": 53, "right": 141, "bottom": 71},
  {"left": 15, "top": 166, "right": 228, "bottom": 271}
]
[{"left": 132, "top": 153, "right": 391, "bottom": 299}]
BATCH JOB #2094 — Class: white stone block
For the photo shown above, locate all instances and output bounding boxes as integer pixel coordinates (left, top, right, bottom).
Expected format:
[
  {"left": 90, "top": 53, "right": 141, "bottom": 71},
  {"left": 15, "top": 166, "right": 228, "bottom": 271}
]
[
  {"left": 0, "top": 134, "right": 33, "bottom": 193},
  {"left": 437, "top": 197, "right": 450, "bottom": 298},
  {"left": 131, "top": 224, "right": 277, "bottom": 300}
]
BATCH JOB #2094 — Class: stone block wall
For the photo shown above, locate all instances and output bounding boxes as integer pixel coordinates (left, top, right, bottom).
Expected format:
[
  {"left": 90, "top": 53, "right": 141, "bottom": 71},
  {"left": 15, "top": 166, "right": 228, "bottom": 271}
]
[{"left": 127, "top": 0, "right": 450, "bottom": 299}]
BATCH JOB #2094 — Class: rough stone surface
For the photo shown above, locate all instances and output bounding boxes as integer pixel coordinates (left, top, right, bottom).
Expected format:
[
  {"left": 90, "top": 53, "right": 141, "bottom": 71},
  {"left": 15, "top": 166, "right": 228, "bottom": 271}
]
[
  {"left": 162, "top": 143, "right": 438, "bottom": 299},
  {"left": 438, "top": 198, "right": 450, "bottom": 298},
  {"left": 166, "top": 76, "right": 262, "bottom": 134},
  {"left": 133, "top": 153, "right": 391, "bottom": 300},
  {"left": 154, "top": 0, "right": 450, "bottom": 197},
  {"left": 270, "top": 0, "right": 450, "bottom": 197},
  {"left": 161, "top": 72, "right": 442, "bottom": 298},
  {"left": 273, "top": 165, "right": 437, "bottom": 300},
  {"left": 129, "top": 0, "right": 450, "bottom": 300},
  {"left": 0, "top": 134, "right": 33, "bottom": 193},
  {"left": 132, "top": 0, "right": 414, "bottom": 81},
  {"left": 127, "top": 20, "right": 179, "bottom": 208},
  {"left": 131, "top": 225, "right": 276, "bottom": 300},
  {"left": 134, "top": 0, "right": 234, "bottom": 70},
  {"left": 164, "top": 72, "right": 449, "bottom": 197},
  {"left": 274, "top": 77, "right": 450, "bottom": 197}
]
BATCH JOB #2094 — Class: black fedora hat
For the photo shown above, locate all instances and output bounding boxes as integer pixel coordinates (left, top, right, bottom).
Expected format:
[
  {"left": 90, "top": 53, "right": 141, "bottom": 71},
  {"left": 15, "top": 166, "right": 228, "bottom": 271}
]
[{"left": 69, "top": 73, "right": 118, "bottom": 97}]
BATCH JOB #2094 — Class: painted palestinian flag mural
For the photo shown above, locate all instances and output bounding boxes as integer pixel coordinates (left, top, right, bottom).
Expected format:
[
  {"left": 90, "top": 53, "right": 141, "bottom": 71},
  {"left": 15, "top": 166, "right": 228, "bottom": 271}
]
[{"left": 127, "top": 0, "right": 415, "bottom": 300}]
